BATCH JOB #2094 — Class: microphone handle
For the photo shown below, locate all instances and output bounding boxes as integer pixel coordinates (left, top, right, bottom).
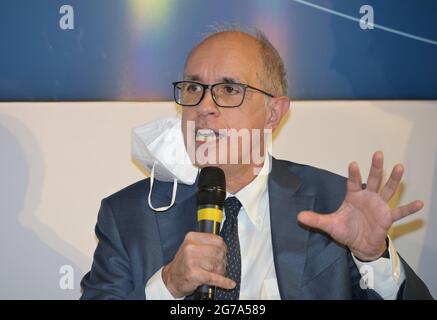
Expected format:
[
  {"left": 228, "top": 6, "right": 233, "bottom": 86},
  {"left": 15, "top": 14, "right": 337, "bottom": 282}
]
[{"left": 194, "top": 205, "right": 222, "bottom": 300}]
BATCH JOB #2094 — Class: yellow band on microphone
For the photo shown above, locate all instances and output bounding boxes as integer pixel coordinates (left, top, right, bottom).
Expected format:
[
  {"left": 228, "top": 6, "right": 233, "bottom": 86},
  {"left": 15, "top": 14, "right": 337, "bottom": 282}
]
[{"left": 198, "top": 207, "right": 223, "bottom": 223}]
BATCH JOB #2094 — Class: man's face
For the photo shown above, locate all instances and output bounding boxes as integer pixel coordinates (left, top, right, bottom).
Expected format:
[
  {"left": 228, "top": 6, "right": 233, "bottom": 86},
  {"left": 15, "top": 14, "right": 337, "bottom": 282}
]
[{"left": 181, "top": 33, "right": 271, "bottom": 169}]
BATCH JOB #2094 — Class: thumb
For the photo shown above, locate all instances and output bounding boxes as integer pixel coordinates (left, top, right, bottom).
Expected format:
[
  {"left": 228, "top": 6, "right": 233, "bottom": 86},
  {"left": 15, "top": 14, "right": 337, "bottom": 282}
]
[{"left": 297, "top": 211, "right": 334, "bottom": 234}]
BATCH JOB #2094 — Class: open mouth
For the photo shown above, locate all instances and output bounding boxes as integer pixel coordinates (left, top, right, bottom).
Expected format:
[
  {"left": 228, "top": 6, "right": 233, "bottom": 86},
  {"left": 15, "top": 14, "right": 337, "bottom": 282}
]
[{"left": 195, "top": 128, "right": 226, "bottom": 142}]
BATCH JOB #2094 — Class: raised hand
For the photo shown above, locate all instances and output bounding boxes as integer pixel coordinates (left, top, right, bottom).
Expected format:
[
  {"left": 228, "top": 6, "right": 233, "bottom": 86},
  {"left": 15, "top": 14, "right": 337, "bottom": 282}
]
[{"left": 298, "top": 151, "right": 424, "bottom": 261}]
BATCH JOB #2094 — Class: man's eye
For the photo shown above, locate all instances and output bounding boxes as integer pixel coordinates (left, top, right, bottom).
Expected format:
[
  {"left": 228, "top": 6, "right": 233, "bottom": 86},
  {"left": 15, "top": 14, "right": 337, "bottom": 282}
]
[
  {"left": 223, "top": 85, "right": 241, "bottom": 95},
  {"left": 186, "top": 84, "right": 202, "bottom": 93}
]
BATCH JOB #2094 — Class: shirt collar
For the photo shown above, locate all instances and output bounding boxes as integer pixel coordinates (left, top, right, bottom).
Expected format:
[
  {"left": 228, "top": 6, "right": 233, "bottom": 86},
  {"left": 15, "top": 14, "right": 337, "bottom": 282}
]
[{"left": 227, "top": 155, "right": 271, "bottom": 230}]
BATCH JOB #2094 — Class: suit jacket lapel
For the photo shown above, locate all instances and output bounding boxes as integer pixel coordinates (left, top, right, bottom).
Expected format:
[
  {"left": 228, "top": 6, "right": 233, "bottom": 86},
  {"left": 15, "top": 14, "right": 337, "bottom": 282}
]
[
  {"left": 153, "top": 180, "right": 198, "bottom": 265},
  {"left": 269, "top": 158, "right": 315, "bottom": 299}
]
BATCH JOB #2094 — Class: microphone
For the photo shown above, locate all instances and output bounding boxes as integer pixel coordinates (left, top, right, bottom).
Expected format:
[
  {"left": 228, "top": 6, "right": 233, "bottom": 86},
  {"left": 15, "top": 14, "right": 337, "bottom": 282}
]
[{"left": 194, "top": 166, "right": 226, "bottom": 300}]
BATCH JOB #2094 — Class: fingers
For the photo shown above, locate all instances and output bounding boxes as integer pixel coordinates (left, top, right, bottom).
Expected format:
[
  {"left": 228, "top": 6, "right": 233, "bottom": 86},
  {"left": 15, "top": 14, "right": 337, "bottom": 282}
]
[
  {"left": 184, "top": 231, "right": 225, "bottom": 246},
  {"left": 162, "top": 232, "right": 230, "bottom": 297},
  {"left": 198, "top": 269, "right": 236, "bottom": 290},
  {"left": 194, "top": 244, "right": 227, "bottom": 261},
  {"left": 391, "top": 200, "right": 424, "bottom": 221},
  {"left": 366, "top": 151, "right": 384, "bottom": 192},
  {"left": 183, "top": 234, "right": 227, "bottom": 275},
  {"left": 380, "top": 163, "right": 404, "bottom": 202},
  {"left": 353, "top": 152, "right": 406, "bottom": 204},
  {"left": 298, "top": 211, "right": 334, "bottom": 235},
  {"left": 347, "top": 161, "right": 363, "bottom": 192},
  {"left": 195, "top": 245, "right": 227, "bottom": 274}
]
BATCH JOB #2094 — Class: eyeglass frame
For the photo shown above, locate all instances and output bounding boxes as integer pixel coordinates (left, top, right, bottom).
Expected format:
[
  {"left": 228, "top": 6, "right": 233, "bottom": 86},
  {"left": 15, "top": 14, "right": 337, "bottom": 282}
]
[{"left": 172, "top": 80, "right": 275, "bottom": 108}]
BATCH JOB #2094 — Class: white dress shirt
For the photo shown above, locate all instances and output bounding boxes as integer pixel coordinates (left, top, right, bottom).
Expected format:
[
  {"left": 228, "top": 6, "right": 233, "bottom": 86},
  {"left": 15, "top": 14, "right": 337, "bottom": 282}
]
[{"left": 146, "top": 156, "right": 405, "bottom": 299}]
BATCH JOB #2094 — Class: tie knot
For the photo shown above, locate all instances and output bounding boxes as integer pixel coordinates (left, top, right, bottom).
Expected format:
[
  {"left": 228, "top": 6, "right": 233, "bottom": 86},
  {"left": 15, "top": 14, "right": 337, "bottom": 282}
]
[{"left": 224, "top": 196, "right": 242, "bottom": 219}]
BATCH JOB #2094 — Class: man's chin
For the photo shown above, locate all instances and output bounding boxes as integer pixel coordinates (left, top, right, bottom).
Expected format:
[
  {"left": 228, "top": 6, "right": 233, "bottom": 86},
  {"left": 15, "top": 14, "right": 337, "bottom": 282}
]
[
  {"left": 195, "top": 163, "right": 217, "bottom": 169},
  {"left": 194, "top": 162, "right": 243, "bottom": 171},
  {"left": 193, "top": 160, "right": 223, "bottom": 169}
]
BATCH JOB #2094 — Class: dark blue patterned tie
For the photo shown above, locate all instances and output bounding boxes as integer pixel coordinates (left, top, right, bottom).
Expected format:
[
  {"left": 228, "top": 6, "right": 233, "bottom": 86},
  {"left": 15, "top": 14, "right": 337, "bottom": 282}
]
[{"left": 215, "top": 196, "right": 242, "bottom": 300}]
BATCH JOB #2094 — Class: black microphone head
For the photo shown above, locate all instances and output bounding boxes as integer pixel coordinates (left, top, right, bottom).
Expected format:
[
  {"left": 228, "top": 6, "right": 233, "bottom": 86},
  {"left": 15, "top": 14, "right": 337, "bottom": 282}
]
[
  {"left": 198, "top": 166, "right": 225, "bottom": 189},
  {"left": 197, "top": 167, "right": 226, "bottom": 207}
]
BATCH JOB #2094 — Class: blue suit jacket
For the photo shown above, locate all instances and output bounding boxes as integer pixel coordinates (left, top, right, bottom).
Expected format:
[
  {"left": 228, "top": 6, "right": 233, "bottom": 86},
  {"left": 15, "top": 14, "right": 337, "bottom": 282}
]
[{"left": 81, "top": 158, "right": 432, "bottom": 299}]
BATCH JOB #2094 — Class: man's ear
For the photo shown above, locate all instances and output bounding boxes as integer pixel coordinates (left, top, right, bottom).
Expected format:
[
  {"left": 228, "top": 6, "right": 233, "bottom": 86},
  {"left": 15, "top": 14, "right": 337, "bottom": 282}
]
[{"left": 265, "top": 96, "right": 290, "bottom": 131}]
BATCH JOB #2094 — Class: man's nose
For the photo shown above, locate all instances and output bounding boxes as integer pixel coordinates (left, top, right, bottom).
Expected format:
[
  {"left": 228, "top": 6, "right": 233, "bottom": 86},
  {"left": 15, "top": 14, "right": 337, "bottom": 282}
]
[{"left": 197, "top": 88, "right": 219, "bottom": 116}]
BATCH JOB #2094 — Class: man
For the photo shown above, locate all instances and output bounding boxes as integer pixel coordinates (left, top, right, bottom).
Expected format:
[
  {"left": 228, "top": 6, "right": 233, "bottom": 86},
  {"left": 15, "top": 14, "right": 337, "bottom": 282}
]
[{"left": 81, "top": 29, "right": 432, "bottom": 299}]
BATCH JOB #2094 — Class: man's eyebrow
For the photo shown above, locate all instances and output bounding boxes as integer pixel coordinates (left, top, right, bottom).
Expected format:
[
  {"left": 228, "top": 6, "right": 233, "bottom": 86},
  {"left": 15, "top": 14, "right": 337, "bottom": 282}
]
[
  {"left": 184, "top": 75, "right": 200, "bottom": 81},
  {"left": 222, "top": 77, "right": 241, "bottom": 83},
  {"left": 183, "top": 75, "right": 243, "bottom": 83}
]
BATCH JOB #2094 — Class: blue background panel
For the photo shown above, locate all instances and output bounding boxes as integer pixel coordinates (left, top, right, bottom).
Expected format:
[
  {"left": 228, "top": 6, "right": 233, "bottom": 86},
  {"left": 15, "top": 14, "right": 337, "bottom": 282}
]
[{"left": 0, "top": 0, "right": 436, "bottom": 100}]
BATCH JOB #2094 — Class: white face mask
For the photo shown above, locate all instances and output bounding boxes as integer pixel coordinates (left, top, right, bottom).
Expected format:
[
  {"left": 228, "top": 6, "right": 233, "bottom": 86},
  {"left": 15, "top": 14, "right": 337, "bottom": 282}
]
[{"left": 132, "top": 117, "right": 199, "bottom": 211}]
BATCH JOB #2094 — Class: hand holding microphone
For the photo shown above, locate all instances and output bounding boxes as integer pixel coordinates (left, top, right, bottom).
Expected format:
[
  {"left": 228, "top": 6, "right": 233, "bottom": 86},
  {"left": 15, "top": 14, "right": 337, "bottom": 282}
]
[{"left": 161, "top": 167, "right": 236, "bottom": 299}]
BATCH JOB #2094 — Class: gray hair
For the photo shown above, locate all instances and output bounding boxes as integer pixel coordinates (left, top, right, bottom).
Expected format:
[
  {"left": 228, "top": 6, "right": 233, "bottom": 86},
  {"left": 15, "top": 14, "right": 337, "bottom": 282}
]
[{"left": 184, "top": 25, "right": 288, "bottom": 97}]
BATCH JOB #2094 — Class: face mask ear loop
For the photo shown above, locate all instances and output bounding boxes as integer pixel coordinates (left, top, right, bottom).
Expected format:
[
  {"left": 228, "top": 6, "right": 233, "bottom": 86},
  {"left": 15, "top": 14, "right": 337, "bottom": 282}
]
[{"left": 148, "top": 161, "right": 178, "bottom": 212}]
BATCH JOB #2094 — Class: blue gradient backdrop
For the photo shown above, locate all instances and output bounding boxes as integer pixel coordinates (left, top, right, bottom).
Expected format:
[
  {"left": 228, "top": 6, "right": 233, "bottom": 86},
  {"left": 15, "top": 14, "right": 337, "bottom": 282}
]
[{"left": 0, "top": 0, "right": 436, "bottom": 100}]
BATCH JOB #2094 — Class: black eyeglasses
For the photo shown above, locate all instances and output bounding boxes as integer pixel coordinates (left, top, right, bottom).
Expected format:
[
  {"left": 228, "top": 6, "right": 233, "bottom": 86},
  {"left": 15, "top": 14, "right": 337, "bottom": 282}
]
[{"left": 172, "top": 81, "right": 274, "bottom": 108}]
